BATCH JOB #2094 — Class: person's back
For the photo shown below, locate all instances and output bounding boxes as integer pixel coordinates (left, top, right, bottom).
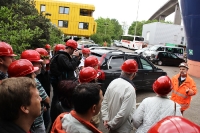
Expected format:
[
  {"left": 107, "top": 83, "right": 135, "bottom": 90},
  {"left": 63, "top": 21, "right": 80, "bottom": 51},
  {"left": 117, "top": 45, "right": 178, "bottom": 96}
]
[
  {"left": 51, "top": 83, "right": 103, "bottom": 133},
  {"left": 132, "top": 76, "right": 182, "bottom": 133}
]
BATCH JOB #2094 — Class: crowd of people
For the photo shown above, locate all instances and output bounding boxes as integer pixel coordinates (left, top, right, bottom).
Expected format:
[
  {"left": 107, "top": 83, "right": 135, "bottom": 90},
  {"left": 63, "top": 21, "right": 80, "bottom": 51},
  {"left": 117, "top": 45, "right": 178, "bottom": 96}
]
[{"left": 0, "top": 40, "right": 199, "bottom": 133}]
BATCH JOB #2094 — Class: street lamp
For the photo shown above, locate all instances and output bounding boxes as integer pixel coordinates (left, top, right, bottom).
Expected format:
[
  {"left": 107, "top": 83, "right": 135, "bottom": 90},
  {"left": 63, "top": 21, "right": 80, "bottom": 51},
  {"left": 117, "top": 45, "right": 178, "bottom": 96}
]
[
  {"left": 104, "top": 23, "right": 108, "bottom": 35},
  {"left": 134, "top": 0, "right": 141, "bottom": 36}
]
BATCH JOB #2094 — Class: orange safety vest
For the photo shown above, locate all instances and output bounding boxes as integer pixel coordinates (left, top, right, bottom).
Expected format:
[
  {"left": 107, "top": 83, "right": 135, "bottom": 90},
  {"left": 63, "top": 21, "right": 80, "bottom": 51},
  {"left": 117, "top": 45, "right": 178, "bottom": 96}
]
[
  {"left": 51, "top": 110, "right": 102, "bottom": 133},
  {"left": 171, "top": 74, "right": 197, "bottom": 111}
]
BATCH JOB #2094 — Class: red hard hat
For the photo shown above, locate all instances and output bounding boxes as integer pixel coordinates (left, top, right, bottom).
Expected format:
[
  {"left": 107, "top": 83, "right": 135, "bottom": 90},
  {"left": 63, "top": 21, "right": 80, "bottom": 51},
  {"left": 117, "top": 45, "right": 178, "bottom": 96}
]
[
  {"left": 0, "top": 42, "right": 16, "bottom": 56},
  {"left": 121, "top": 59, "right": 138, "bottom": 73},
  {"left": 35, "top": 48, "right": 48, "bottom": 56},
  {"left": 8, "top": 59, "right": 39, "bottom": 77},
  {"left": 45, "top": 44, "right": 51, "bottom": 50},
  {"left": 21, "top": 50, "right": 43, "bottom": 62},
  {"left": 152, "top": 76, "right": 172, "bottom": 96},
  {"left": 148, "top": 116, "right": 200, "bottom": 133},
  {"left": 82, "top": 48, "right": 91, "bottom": 54},
  {"left": 54, "top": 44, "right": 65, "bottom": 52},
  {"left": 79, "top": 67, "right": 97, "bottom": 83},
  {"left": 84, "top": 56, "right": 99, "bottom": 67},
  {"left": 66, "top": 40, "right": 78, "bottom": 50}
]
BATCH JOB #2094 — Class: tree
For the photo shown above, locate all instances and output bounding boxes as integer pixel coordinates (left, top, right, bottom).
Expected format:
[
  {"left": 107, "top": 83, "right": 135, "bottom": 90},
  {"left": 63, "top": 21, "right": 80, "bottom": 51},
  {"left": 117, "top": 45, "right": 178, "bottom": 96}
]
[
  {"left": 128, "top": 20, "right": 172, "bottom": 36},
  {"left": 0, "top": 0, "right": 63, "bottom": 54},
  {"left": 90, "top": 17, "right": 123, "bottom": 46}
]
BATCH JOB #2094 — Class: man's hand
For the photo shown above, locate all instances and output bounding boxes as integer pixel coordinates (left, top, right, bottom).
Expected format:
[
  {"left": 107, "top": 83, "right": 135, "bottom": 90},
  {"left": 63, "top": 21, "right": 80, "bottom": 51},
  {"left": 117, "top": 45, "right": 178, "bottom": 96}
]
[
  {"left": 103, "top": 120, "right": 110, "bottom": 130},
  {"left": 73, "top": 50, "right": 80, "bottom": 57},
  {"left": 186, "top": 88, "right": 194, "bottom": 96}
]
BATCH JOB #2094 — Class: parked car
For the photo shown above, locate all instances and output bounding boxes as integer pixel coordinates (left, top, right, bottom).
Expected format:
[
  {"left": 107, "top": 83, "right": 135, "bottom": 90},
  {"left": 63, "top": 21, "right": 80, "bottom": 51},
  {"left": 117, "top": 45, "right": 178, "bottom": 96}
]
[
  {"left": 113, "top": 40, "right": 122, "bottom": 47},
  {"left": 77, "top": 43, "right": 99, "bottom": 50},
  {"left": 89, "top": 47, "right": 118, "bottom": 50},
  {"left": 143, "top": 45, "right": 184, "bottom": 59},
  {"left": 134, "top": 47, "right": 149, "bottom": 55},
  {"left": 90, "top": 50, "right": 167, "bottom": 94},
  {"left": 150, "top": 51, "right": 185, "bottom": 66}
]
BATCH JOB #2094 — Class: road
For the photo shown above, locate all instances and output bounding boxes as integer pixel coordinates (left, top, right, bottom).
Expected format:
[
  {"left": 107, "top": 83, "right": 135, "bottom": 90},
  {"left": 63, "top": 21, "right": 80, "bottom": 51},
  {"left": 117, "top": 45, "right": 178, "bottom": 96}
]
[{"left": 98, "top": 46, "right": 200, "bottom": 133}]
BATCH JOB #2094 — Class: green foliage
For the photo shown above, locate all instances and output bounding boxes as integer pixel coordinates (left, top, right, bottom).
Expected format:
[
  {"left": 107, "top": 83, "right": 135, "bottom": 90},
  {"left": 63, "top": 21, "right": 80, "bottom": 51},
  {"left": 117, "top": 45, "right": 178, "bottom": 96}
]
[
  {"left": 128, "top": 20, "right": 173, "bottom": 36},
  {"left": 90, "top": 17, "right": 123, "bottom": 46},
  {"left": 0, "top": 0, "right": 63, "bottom": 55}
]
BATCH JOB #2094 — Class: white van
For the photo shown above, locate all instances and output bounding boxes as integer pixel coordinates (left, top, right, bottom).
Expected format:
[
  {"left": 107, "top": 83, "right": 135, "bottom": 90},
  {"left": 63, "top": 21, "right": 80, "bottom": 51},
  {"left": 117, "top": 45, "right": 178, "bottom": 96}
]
[{"left": 143, "top": 45, "right": 184, "bottom": 59}]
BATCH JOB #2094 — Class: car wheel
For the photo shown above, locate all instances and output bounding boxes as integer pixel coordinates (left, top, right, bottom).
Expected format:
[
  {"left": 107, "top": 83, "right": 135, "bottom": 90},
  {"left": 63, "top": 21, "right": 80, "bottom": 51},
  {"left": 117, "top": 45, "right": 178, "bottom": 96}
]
[{"left": 157, "top": 60, "right": 163, "bottom": 66}]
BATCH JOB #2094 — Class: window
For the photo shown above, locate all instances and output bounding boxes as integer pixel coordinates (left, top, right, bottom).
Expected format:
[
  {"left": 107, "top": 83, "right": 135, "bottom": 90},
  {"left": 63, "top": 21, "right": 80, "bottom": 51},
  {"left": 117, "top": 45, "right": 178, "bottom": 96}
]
[
  {"left": 40, "top": 4, "right": 45, "bottom": 12},
  {"left": 58, "top": 20, "right": 68, "bottom": 28},
  {"left": 79, "top": 22, "right": 89, "bottom": 29},
  {"left": 157, "top": 47, "right": 164, "bottom": 51},
  {"left": 169, "top": 53, "right": 178, "bottom": 59},
  {"left": 108, "top": 56, "right": 124, "bottom": 69},
  {"left": 80, "top": 9, "right": 93, "bottom": 16},
  {"left": 140, "top": 58, "right": 153, "bottom": 70},
  {"left": 59, "top": 7, "right": 69, "bottom": 14}
]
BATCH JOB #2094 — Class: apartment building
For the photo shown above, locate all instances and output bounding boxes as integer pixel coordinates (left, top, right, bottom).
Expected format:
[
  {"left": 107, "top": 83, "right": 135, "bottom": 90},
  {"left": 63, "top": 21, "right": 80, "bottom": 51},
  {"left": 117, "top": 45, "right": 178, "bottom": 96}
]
[{"left": 34, "top": 0, "right": 97, "bottom": 37}]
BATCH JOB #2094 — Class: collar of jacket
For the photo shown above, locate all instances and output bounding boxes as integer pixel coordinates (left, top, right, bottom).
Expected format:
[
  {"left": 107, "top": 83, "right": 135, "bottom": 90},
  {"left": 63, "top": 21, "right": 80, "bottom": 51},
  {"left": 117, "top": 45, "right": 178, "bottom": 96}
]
[
  {"left": 176, "top": 74, "right": 191, "bottom": 84},
  {"left": 119, "top": 75, "right": 136, "bottom": 88}
]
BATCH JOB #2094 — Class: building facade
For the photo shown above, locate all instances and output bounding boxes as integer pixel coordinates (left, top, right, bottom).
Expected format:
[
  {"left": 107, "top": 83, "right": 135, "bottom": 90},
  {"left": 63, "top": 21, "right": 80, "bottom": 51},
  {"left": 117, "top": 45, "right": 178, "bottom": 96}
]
[
  {"left": 142, "top": 22, "right": 186, "bottom": 46},
  {"left": 34, "top": 0, "right": 97, "bottom": 37}
]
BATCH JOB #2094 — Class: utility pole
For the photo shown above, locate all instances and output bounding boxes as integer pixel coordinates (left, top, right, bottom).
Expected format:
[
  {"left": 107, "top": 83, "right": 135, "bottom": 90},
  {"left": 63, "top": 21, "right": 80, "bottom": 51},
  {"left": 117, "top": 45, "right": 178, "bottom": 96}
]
[
  {"left": 104, "top": 23, "right": 108, "bottom": 35},
  {"left": 122, "top": 21, "right": 128, "bottom": 35},
  {"left": 134, "top": 0, "right": 141, "bottom": 36}
]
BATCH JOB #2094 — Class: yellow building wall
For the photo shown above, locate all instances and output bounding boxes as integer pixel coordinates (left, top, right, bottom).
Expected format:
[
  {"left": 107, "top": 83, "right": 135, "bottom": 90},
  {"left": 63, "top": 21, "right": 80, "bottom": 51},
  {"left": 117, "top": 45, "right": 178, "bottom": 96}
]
[{"left": 34, "top": 0, "right": 97, "bottom": 37}]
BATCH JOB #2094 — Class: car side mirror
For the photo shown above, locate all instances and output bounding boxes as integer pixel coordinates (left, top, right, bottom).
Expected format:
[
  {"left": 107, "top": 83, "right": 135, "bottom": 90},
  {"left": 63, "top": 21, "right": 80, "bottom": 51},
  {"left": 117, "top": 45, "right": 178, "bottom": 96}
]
[{"left": 109, "top": 66, "right": 112, "bottom": 69}]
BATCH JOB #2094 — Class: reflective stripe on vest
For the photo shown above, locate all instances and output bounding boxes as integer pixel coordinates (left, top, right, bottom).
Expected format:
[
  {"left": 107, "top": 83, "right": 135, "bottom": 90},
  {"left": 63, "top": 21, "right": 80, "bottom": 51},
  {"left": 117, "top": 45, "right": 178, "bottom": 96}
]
[{"left": 172, "top": 89, "right": 188, "bottom": 99}]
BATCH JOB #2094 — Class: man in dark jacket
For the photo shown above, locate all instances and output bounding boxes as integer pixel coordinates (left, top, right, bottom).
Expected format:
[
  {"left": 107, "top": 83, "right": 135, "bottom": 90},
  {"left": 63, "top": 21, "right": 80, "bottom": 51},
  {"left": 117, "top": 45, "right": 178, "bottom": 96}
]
[
  {"left": 49, "top": 39, "right": 81, "bottom": 126},
  {"left": 0, "top": 77, "right": 42, "bottom": 133}
]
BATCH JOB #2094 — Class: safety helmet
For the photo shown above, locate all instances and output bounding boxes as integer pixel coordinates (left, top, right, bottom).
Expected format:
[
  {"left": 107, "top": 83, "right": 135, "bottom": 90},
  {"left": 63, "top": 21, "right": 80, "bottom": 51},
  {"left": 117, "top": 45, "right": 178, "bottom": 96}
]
[
  {"left": 179, "top": 62, "right": 189, "bottom": 69},
  {"left": 152, "top": 76, "right": 172, "bottom": 96},
  {"left": 121, "top": 59, "right": 138, "bottom": 73},
  {"left": 148, "top": 116, "right": 200, "bottom": 133},
  {"left": 21, "top": 50, "right": 43, "bottom": 62},
  {"left": 0, "top": 42, "right": 16, "bottom": 56},
  {"left": 66, "top": 40, "right": 78, "bottom": 50},
  {"left": 82, "top": 48, "right": 91, "bottom": 54},
  {"left": 79, "top": 67, "right": 97, "bottom": 83},
  {"left": 35, "top": 48, "right": 48, "bottom": 56},
  {"left": 84, "top": 56, "right": 99, "bottom": 67},
  {"left": 35, "top": 48, "right": 49, "bottom": 64},
  {"left": 54, "top": 44, "right": 65, "bottom": 52},
  {"left": 45, "top": 44, "right": 51, "bottom": 50},
  {"left": 8, "top": 59, "right": 39, "bottom": 77}
]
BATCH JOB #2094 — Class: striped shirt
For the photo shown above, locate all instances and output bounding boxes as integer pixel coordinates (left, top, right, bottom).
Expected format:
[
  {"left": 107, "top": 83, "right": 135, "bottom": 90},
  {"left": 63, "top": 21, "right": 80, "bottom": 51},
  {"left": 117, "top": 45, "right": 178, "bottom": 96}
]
[{"left": 33, "top": 78, "right": 48, "bottom": 127}]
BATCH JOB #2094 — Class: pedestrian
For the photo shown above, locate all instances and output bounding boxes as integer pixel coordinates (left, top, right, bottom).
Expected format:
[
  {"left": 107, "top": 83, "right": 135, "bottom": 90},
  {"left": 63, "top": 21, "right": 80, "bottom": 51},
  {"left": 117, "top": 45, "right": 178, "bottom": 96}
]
[
  {"left": 44, "top": 44, "right": 52, "bottom": 58},
  {"left": 0, "top": 42, "right": 16, "bottom": 81},
  {"left": 132, "top": 76, "right": 182, "bottom": 133},
  {"left": 51, "top": 83, "right": 103, "bottom": 133},
  {"left": 21, "top": 50, "right": 50, "bottom": 133},
  {"left": 170, "top": 62, "right": 197, "bottom": 114},
  {"left": 53, "top": 44, "right": 65, "bottom": 55},
  {"left": 53, "top": 80, "right": 79, "bottom": 120},
  {"left": 78, "top": 48, "right": 90, "bottom": 70},
  {"left": 79, "top": 67, "right": 100, "bottom": 127},
  {"left": 0, "top": 77, "right": 42, "bottom": 133},
  {"left": 35, "top": 48, "right": 51, "bottom": 129},
  {"left": 49, "top": 39, "right": 81, "bottom": 126},
  {"left": 101, "top": 59, "right": 138, "bottom": 133}
]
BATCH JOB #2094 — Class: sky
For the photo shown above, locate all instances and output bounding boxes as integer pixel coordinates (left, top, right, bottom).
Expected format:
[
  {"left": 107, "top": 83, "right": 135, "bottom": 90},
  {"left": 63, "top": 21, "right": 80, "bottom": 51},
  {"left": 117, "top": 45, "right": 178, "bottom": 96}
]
[{"left": 65, "top": 0, "right": 175, "bottom": 27}]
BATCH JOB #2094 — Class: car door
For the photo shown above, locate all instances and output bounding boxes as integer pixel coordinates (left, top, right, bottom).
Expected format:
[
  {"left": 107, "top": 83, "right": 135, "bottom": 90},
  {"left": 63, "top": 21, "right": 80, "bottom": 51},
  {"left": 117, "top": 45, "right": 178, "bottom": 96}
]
[
  {"left": 168, "top": 52, "right": 184, "bottom": 66},
  {"left": 138, "top": 57, "right": 163, "bottom": 90},
  {"left": 126, "top": 55, "right": 143, "bottom": 89}
]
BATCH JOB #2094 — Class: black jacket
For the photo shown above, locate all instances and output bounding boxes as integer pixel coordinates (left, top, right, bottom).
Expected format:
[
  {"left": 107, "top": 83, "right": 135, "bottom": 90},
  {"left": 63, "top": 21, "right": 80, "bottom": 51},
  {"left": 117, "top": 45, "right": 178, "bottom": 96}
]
[
  {"left": 0, "top": 121, "right": 26, "bottom": 133},
  {"left": 50, "top": 51, "right": 80, "bottom": 80}
]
